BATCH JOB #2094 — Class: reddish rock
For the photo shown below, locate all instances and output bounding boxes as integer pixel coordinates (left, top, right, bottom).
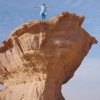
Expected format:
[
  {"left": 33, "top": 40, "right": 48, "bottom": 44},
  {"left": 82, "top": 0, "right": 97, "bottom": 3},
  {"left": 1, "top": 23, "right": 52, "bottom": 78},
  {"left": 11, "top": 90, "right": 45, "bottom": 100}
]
[{"left": 0, "top": 12, "right": 97, "bottom": 100}]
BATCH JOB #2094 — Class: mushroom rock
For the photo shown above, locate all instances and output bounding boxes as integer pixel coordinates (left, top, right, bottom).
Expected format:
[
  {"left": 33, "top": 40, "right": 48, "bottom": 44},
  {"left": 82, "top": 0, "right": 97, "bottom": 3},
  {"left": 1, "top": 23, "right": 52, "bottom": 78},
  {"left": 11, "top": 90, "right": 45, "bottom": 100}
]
[{"left": 0, "top": 12, "right": 97, "bottom": 100}]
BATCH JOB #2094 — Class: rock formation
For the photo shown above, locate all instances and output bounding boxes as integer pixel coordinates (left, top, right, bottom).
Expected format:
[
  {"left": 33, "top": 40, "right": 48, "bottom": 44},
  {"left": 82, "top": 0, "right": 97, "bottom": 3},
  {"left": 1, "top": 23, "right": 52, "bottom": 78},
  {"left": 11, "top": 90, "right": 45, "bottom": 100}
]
[{"left": 0, "top": 12, "right": 97, "bottom": 100}]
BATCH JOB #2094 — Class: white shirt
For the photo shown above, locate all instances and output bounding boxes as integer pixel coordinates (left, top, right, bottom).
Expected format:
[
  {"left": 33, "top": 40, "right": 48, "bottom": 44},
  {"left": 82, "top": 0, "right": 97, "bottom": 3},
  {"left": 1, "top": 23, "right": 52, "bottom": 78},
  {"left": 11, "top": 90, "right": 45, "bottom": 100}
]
[{"left": 40, "top": 5, "right": 47, "bottom": 15}]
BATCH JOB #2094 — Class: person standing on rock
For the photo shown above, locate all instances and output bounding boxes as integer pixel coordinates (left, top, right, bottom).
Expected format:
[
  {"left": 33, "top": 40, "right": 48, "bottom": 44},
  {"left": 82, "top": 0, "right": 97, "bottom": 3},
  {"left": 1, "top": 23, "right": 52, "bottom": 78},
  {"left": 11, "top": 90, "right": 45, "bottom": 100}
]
[{"left": 33, "top": 3, "right": 53, "bottom": 20}]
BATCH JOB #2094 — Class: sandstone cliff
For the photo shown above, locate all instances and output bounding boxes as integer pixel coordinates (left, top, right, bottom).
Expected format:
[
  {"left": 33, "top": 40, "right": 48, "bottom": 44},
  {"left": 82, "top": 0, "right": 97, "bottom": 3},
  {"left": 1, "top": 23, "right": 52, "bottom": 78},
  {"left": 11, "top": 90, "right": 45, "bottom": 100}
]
[{"left": 0, "top": 12, "right": 97, "bottom": 100}]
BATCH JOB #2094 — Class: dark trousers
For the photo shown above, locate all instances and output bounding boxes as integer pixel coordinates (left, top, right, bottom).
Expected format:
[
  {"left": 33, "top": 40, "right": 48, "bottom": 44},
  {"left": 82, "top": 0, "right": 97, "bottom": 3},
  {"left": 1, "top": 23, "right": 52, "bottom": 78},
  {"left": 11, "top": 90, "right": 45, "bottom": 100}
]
[{"left": 42, "top": 13, "right": 46, "bottom": 20}]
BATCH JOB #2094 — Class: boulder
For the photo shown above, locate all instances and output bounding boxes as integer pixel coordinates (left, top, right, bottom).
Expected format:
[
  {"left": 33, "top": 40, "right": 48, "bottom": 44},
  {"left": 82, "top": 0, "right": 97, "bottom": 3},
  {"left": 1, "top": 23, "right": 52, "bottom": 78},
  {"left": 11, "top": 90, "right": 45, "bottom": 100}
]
[{"left": 0, "top": 12, "right": 97, "bottom": 100}]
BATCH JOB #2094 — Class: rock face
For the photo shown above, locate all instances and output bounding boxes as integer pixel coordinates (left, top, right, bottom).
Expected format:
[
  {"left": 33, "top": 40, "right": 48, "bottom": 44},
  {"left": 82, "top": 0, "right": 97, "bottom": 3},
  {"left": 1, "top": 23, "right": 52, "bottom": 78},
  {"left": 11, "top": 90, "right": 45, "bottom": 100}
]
[{"left": 0, "top": 12, "right": 97, "bottom": 100}]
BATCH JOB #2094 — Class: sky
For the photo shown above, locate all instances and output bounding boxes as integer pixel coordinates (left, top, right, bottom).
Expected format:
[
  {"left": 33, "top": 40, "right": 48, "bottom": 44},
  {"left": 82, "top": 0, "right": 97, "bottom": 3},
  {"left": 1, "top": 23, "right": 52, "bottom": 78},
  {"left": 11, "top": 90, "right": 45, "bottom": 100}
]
[{"left": 0, "top": 0, "right": 100, "bottom": 100}]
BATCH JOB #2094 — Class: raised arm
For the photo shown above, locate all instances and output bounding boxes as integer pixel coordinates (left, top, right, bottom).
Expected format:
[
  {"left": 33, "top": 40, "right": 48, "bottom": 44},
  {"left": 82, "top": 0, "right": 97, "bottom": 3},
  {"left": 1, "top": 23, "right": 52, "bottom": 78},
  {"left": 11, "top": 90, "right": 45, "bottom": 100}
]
[
  {"left": 33, "top": 5, "right": 41, "bottom": 8},
  {"left": 46, "top": 4, "right": 54, "bottom": 8}
]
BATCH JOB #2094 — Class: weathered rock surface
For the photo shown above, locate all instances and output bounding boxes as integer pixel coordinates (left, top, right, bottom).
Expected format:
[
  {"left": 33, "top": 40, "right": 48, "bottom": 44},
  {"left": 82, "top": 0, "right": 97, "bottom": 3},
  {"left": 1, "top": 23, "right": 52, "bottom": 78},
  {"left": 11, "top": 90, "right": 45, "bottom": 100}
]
[{"left": 0, "top": 12, "right": 97, "bottom": 100}]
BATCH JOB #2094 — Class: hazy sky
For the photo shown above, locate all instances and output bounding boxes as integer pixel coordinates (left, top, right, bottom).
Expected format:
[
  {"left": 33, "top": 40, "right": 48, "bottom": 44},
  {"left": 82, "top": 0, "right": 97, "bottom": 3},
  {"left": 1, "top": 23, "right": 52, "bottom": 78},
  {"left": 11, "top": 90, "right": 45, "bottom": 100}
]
[{"left": 0, "top": 0, "right": 100, "bottom": 100}]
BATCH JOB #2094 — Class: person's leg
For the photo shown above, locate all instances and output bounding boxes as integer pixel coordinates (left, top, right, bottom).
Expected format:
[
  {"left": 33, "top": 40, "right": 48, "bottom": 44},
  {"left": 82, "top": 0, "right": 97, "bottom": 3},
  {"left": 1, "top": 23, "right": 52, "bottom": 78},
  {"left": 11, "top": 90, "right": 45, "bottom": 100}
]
[
  {"left": 43, "top": 13, "right": 46, "bottom": 20},
  {"left": 42, "top": 13, "right": 46, "bottom": 20},
  {"left": 42, "top": 13, "right": 44, "bottom": 20}
]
